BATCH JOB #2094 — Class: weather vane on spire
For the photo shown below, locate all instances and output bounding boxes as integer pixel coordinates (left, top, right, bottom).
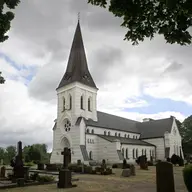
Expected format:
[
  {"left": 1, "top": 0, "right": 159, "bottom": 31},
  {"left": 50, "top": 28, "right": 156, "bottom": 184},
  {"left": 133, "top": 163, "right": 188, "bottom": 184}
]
[{"left": 78, "top": 12, "right": 80, "bottom": 22}]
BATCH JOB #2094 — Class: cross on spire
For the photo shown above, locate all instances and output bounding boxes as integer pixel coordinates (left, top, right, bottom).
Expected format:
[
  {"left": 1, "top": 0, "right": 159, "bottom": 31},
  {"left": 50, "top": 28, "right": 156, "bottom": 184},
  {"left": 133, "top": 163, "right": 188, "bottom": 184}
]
[{"left": 78, "top": 12, "right": 80, "bottom": 22}]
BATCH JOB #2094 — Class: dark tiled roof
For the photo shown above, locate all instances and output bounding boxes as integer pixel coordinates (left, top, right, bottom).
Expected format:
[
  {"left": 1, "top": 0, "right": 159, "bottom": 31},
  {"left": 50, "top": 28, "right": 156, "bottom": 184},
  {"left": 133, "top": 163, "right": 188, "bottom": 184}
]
[
  {"left": 85, "top": 111, "right": 174, "bottom": 139},
  {"left": 137, "top": 117, "right": 173, "bottom": 139},
  {"left": 85, "top": 111, "right": 139, "bottom": 133},
  {"left": 57, "top": 21, "right": 97, "bottom": 90},
  {"left": 98, "top": 135, "right": 155, "bottom": 146}
]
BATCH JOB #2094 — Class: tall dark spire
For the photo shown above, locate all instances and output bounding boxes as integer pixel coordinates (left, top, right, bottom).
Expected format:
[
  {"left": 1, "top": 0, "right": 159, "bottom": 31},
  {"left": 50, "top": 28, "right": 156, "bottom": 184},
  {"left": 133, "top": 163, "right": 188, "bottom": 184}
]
[{"left": 57, "top": 21, "right": 97, "bottom": 90}]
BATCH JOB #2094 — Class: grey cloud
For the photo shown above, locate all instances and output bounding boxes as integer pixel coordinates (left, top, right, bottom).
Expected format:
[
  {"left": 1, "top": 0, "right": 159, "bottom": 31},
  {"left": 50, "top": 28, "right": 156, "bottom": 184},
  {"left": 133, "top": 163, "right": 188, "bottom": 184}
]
[
  {"left": 165, "top": 61, "right": 183, "bottom": 73},
  {"left": 90, "top": 46, "right": 124, "bottom": 85}
]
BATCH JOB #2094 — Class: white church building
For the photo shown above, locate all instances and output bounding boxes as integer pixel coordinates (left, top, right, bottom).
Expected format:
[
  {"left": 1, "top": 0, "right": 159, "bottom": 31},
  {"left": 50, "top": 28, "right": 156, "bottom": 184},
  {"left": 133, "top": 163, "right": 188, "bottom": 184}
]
[{"left": 50, "top": 21, "right": 183, "bottom": 164}]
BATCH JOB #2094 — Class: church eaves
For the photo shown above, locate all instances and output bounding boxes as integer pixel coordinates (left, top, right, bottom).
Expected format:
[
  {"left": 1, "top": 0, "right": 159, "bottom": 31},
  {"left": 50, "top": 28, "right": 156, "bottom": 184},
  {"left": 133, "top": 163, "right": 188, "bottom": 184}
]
[{"left": 57, "top": 21, "right": 97, "bottom": 90}]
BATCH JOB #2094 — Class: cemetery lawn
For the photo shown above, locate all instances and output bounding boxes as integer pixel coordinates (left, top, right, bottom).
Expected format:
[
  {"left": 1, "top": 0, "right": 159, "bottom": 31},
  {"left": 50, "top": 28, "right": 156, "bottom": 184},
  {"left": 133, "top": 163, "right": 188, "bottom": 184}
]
[{"left": 1, "top": 166, "right": 187, "bottom": 192}]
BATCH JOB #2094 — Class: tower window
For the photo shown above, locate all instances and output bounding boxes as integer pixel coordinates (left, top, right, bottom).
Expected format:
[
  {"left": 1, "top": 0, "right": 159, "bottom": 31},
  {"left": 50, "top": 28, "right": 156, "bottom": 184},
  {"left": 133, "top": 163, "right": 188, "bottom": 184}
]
[
  {"left": 118, "top": 133, "right": 121, "bottom": 137},
  {"left": 80, "top": 95, "right": 84, "bottom": 109},
  {"left": 87, "top": 129, "right": 89, "bottom": 133},
  {"left": 104, "top": 131, "right": 106, "bottom": 135},
  {"left": 88, "top": 97, "right": 92, "bottom": 111},
  {"left": 69, "top": 94, "right": 72, "bottom": 110},
  {"left": 126, "top": 148, "right": 128, "bottom": 159},
  {"left": 62, "top": 97, "right": 65, "bottom": 112},
  {"left": 108, "top": 131, "right": 110, "bottom": 136},
  {"left": 91, "top": 129, "right": 94, "bottom": 134},
  {"left": 124, "top": 134, "right": 126, "bottom": 138},
  {"left": 115, "top": 132, "right": 117, "bottom": 136}
]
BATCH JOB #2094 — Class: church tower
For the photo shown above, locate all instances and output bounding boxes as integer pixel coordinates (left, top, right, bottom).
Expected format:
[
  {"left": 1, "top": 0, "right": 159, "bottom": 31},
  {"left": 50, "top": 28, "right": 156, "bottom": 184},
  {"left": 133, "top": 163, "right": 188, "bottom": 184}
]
[
  {"left": 50, "top": 20, "right": 98, "bottom": 163},
  {"left": 57, "top": 20, "right": 98, "bottom": 123}
]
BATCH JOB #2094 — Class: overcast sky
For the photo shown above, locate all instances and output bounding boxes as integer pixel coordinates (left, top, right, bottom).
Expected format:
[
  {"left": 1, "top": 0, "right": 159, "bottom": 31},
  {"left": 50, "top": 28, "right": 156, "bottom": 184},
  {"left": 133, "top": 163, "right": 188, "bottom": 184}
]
[{"left": 0, "top": 0, "right": 192, "bottom": 151}]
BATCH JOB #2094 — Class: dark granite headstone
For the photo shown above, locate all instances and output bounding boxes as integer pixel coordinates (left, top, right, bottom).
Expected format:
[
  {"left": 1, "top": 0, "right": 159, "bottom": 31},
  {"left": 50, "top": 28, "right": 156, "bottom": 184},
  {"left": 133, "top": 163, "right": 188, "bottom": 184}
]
[
  {"left": 0, "top": 166, "right": 5, "bottom": 178},
  {"left": 156, "top": 161, "right": 175, "bottom": 192},
  {"left": 57, "top": 147, "right": 76, "bottom": 188},
  {"left": 140, "top": 155, "right": 148, "bottom": 170},
  {"left": 10, "top": 141, "right": 24, "bottom": 184}
]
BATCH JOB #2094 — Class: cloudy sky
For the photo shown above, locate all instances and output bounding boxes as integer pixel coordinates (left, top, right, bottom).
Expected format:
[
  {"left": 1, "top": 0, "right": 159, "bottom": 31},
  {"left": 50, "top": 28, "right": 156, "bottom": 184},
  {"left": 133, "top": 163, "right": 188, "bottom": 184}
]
[{"left": 0, "top": 0, "right": 192, "bottom": 150}]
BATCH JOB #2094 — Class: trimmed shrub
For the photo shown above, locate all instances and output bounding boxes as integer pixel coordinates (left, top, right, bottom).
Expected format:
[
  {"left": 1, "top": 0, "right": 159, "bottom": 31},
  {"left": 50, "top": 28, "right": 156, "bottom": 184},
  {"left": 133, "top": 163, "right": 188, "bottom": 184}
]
[
  {"left": 167, "top": 158, "right": 171, "bottom": 162},
  {"left": 171, "top": 154, "right": 179, "bottom": 165},
  {"left": 147, "top": 161, "right": 153, "bottom": 166},
  {"left": 84, "top": 166, "right": 92, "bottom": 174},
  {"left": 183, "top": 164, "right": 192, "bottom": 192},
  {"left": 112, "top": 164, "right": 118, "bottom": 168},
  {"left": 68, "top": 164, "right": 82, "bottom": 172},
  {"left": 179, "top": 158, "right": 184, "bottom": 167},
  {"left": 45, "top": 163, "right": 62, "bottom": 171},
  {"left": 36, "top": 175, "right": 55, "bottom": 183},
  {"left": 30, "top": 173, "right": 39, "bottom": 181},
  {"left": 24, "top": 161, "right": 34, "bottom": 167}
]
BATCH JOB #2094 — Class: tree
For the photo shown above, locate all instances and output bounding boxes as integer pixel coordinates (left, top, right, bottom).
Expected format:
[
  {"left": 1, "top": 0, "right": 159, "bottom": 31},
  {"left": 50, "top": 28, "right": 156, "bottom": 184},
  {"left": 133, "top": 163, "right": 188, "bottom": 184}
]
[
  {"left": 5, "top": 145, "right": 16, "bottom": 163},
  {"left": 0, "top": 72, "right": 5, "bottom": 84},
  {"left": 88, "top": 0, "right": 192, "bottom": 45},
  {"left": 0, "top": 0, "right": 20, "bottom": 43},
  {"left": 180, "top": 115, "right": 192, "bottom": 156}
]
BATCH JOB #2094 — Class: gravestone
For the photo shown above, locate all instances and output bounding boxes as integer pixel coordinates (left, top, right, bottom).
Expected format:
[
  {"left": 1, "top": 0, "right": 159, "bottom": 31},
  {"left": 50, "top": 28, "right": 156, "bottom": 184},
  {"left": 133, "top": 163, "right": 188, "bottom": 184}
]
[
  {"left": 10, "top": 141, "right": 25, "bottom": 185},
  {"left": 156, "top": 161, "right": 175, "bottom": 192},
  {"left": 130, "top": 164, "right": 136, "bottom": 176},
  {"left": 121, "top": 169, "right": 131, "bottom": 177},
  {"left": 57, "top": 147, "right": 76, "bottom": 188},
  {"left": 0, "top": 166, "right": 5, "bottom": 178},
  {"left": 140, "top": 155, "right": 148, "bottom": 170}
]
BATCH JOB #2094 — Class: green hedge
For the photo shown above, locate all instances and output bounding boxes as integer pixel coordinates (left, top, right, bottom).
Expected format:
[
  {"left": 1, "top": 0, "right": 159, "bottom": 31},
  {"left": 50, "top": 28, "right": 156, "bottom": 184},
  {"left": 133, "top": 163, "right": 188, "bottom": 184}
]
[{"left": 183, "top": 164, "right": 192, "bottom": 192}]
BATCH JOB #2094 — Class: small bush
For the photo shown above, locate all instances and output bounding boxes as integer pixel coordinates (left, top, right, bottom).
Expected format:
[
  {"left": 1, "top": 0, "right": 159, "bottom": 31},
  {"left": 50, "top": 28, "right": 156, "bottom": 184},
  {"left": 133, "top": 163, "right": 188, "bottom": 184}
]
[
  {"left": 147, "top": 161, "right": 153, "bottom": 166},
  {"left": 46, "top": 163, "right": 62, "bottom": 171},
  {"left": 84, "top": 166, "right": 92, "bottom": 174},
  {"left": 183, "top": 165, "right": 192, "bottom": 192},
  {"left": 167, "top": 157, "right": 171, "bottom": 162},
  {"left": 112, "top": 164, "right": 118, "bottom": 168},
  {"left": 179, "top": 158, "right": 184, "bottom": 166},
  {"left": 30, "top": 173, "right": 39, "bottom": 181},
  {"left": 24, "top": 161, "right": 34, "bottom": 167},
  {"left": 36, "top": 175, "right": 55, "bottom": 183}
]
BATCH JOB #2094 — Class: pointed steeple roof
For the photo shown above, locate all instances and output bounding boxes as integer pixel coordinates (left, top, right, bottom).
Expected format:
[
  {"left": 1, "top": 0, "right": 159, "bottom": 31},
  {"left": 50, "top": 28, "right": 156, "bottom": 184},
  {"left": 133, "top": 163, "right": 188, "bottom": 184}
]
[{"left": 57, "top": 21, "right": 97, "bottom": 90}]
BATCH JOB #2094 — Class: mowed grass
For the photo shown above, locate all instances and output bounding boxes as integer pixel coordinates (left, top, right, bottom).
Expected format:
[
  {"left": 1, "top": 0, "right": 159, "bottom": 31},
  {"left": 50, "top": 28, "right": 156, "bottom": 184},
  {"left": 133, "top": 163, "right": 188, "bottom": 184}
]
[{"left": 0, "top": 166, "right": 187, "bottom": 192}]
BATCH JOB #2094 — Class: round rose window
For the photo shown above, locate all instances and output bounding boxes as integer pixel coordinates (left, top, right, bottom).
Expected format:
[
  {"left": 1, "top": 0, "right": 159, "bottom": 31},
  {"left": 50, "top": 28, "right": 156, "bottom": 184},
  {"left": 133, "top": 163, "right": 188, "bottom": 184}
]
[{"left": 64, "top": 119, "right": 71, "bottom": 132}]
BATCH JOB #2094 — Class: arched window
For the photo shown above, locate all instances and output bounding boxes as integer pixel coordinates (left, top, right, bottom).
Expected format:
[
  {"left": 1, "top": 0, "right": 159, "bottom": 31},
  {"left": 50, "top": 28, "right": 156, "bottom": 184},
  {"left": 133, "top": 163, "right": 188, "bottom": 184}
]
[
  {"left": 91, "top": 129, "right": 94, "bottom": 134},
  {"left": 133, "top": 135, "right": 135, "bottom": 139},
  {"left": 118, "top": 133, "right": 121, "bottom": 137},
  {"left": 80, "top": 95, "right": 84, "bottom": 109},
  {"left": 69, "top": 94, "right": 72, "bottom": 110},
  {"left": 126, "top": 148, "right": 128, "bottom": 159},
  {"left": 133, "top": 149, "right": 135, "bottom": 159},
  {"left": 150, "top": 150, "right": 151, "bottom": 157},
  {"left": 89, "top": 151, "right": 92, "bottom": 160},
  {"left": 136, "top": 149, "right": 138, "bottom": 158},
  {"left": 124, "top": 134, "right": 127, "bottom": 138},
  {"left": 62, "top": 97, "right": 65, "bottom": 111},
  {"left": 122, "top": 148, "right": 124, "bottom": 158},
  {"left": 108, "top": 131, "right": 110, "bottom": 136},
  {"left": 142, "top": 149, "right": 144, "bottom": 155},
  {"left": 115, "top": 132, "right": 117, "bottom": 136},
  {"left": 127, "top": 135, "right": 129, "bottom": 138},
  {"left": 87, "top": 129, "right": 89, "bottom": 133},
  {"left": 104, "top": 131, "right": 106, "bottom": 135},
  {"left": 135, "top": 136, "right": 137, "bottom": 139},
  {"left": 88, "top": 97, "right": 92, "bottom": 111},
  {"left": 145, "top": 149, "right": 147, "bottom": 156}
]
